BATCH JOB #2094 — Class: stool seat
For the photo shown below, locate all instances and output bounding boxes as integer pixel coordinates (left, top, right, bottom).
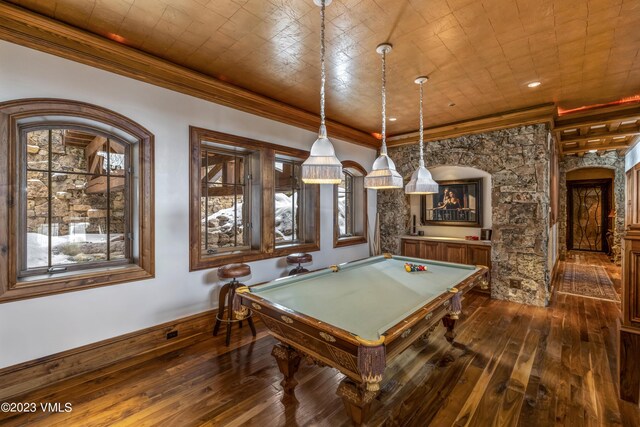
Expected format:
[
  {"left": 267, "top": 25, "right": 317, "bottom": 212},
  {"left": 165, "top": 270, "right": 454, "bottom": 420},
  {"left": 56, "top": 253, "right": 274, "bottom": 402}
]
[
  {"left": 213, "top": 263, "right": 256, "bottom": 346},
  {"left": 218, "top": 263, "right": 251, "bottom": 279},
  {"left": 286, "top": 253, "right": 312, "bottom": 265}
]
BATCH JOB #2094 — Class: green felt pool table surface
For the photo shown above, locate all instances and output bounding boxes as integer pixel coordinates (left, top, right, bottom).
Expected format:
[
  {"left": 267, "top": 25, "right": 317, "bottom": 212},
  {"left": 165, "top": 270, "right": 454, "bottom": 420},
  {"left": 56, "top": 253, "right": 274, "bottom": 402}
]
[{"left": 249, "top": 255, "right": 481, "bottom": 341}]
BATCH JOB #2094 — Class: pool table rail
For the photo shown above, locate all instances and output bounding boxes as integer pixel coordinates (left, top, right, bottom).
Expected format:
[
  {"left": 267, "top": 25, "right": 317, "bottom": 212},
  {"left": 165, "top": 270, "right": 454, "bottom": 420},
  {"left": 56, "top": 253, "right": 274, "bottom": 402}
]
[{"left": 236, "top": 262, "right": 489, "bottom": 426}]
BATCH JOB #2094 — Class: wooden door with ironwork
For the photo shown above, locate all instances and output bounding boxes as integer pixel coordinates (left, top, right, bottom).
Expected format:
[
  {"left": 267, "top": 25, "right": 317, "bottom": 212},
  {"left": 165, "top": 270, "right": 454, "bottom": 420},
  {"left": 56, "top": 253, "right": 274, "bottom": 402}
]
[{"left": 567, "top": 180, "right": 610, "bottom": 253}]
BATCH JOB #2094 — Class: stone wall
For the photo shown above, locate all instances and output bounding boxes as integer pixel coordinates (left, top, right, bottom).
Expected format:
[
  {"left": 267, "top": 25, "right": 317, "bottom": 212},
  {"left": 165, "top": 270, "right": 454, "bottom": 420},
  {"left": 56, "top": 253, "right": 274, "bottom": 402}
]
[
  {"left": 381, "top": 124, "right": 551, "bottom": 306},
  {"left": 559, "top": 152, "right": 625, "bottom": 264}
]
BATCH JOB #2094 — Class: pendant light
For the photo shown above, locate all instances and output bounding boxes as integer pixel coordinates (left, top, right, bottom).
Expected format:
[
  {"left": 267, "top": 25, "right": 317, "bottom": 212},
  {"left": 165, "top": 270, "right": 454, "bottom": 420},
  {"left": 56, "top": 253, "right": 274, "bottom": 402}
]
[
  {"left": 405, "top": 76, "right": 439, "bottom": 194},
  {"left": 364, "top": 43, "right": 403, "bottom": 190},
  {"left": 301, "top": 0, "right": 342, "bottom": 184}
]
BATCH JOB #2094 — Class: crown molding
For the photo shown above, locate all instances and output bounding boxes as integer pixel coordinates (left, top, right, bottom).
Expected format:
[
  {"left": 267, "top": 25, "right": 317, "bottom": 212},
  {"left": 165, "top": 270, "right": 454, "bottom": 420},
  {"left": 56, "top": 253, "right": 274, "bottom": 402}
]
[
  {"left": 0, "top": 2, "right": 378, "bottom": 148},
  {"left": 387, "top": 103, "right": 556, "bottom": 147}
]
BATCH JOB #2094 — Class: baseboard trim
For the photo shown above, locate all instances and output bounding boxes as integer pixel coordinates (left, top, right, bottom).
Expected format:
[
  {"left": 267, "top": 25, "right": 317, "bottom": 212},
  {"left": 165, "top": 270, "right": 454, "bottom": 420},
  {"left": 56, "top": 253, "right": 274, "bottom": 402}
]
[{"left": 0, "top": 309, "right": 216, "bottom": 400}]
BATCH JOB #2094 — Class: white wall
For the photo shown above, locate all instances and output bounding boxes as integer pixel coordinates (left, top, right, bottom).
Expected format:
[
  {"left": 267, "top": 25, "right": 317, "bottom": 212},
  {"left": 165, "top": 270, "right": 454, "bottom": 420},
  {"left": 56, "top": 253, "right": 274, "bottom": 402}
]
[
  {"left": 626, "top": 141, "right": 640, "bottom": 171},
  {"left": 0, "top": 41, "right": 377, "bottom": 368},
  {"left": 408, "top": 166, "right": 492, "bottom": 239}
]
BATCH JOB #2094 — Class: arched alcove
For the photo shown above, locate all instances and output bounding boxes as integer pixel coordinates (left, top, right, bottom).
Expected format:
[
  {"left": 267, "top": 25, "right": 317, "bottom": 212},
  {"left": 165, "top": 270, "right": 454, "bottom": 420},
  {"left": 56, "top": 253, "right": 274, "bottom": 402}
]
[{"left": 407, "top": 165, "right": 493, "bottom": 237}]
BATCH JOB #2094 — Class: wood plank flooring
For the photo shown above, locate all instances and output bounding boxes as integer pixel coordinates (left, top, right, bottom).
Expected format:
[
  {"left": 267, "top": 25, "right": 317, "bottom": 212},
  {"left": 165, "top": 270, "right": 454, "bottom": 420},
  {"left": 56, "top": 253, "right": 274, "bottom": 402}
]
[{"left": 1, "top": 253, "right": 639, "bottom": 426}]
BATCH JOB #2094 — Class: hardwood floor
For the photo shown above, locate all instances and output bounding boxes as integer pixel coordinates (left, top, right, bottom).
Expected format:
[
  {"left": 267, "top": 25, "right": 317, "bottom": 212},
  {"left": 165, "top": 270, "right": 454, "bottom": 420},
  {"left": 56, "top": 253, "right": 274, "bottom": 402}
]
[{"left": 2, "top": 254, "right": 639, "bottom": 426}]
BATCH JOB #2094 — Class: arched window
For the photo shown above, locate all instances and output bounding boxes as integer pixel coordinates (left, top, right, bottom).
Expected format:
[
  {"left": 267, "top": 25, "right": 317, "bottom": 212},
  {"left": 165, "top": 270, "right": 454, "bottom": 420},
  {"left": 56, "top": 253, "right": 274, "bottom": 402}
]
[
  {"left": 0, "top": 99, "right": 154, "bottom": 302},
  {"left": 334, "top": 161, "right": 368, "bottom": 248}
]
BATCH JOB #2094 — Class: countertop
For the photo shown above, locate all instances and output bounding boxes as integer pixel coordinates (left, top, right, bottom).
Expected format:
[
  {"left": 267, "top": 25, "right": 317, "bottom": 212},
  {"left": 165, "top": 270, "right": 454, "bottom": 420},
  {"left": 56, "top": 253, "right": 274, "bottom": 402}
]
[{"left": 401, "top": 235, "right": 491, "bottom": 246}]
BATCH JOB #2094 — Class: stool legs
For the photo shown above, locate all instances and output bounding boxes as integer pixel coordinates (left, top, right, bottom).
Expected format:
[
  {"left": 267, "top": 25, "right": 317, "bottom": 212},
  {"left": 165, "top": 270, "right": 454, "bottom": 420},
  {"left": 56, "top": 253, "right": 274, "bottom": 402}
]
[
  {"left": 212, "top": 281, "right": 230, "bottom": 337},
  {"left": 213, "top": 279, "right": 257, "bottom": 346},
  {"left": 289, "top": 263, "right": 309, "bottom": 276}
]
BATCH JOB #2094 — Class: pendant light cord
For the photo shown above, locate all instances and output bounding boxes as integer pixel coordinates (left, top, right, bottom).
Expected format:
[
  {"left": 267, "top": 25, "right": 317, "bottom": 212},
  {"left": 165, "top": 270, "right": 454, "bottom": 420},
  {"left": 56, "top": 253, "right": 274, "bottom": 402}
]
[
  {"left": 381, "top": 48, "right": 387, "bottom": 155},
  {"left": 419, "top": 81, "right": 425, "bottom": 168},
  {"left": 319, "top": 0, "right": 326, "bottom": 129}
]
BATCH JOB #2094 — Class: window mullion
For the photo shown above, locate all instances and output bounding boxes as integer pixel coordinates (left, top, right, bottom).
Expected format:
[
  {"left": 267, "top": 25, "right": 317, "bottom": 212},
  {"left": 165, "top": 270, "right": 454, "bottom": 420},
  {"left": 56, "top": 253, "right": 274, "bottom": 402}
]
[
  {"left": 204, "top": 150, "right": 209, "bottom": 252},
  {"left": 106, "top": 139, "right": 111, "bottom": 261},
  {"left": 47, "top": 129, "right": 52, "bottom": 269}
]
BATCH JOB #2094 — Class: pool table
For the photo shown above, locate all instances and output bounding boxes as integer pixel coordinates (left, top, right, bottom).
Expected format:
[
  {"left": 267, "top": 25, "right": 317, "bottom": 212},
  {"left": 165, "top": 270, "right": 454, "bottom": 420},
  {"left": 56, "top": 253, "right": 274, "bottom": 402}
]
[{"left": 236, "top": 254, "right": 489, "bottom": 425}]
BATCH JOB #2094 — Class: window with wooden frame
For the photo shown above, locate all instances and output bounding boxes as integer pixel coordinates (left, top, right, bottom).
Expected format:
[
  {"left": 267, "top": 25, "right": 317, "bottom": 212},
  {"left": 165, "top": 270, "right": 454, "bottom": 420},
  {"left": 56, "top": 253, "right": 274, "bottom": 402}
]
[
  {"left": 190, "top": 127, "right": 319, "bottom": 270},
  {"left": 334, "top": 161, "right": 368, "bottom": 248},
  {"left": 273, "top": 155, "right": 320, "bottom": 250},
  {"left": 0, "top": 99, "right": 155, "bottom": 303},
  {"left": 201, "top": 146, "right": 253, "bottom": 255}
]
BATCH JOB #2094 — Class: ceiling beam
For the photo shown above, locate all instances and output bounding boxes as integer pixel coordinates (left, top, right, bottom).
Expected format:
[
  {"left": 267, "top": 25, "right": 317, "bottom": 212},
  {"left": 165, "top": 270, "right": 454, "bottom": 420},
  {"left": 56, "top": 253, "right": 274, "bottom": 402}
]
[
  {"left": 560, "top": 127, "right": 640, "bottom": 144},
  {"left": 387, "top": 104, "right": 556, "bottom": 147},
  {"left": 561, "top": 143, "right": 631, "bottom": 155},
  {"left": 555, "top": 103, "right": 640, "bottom": 132},
  {"left": 0, "top": 2, "right": 378, "bottom": 148}
]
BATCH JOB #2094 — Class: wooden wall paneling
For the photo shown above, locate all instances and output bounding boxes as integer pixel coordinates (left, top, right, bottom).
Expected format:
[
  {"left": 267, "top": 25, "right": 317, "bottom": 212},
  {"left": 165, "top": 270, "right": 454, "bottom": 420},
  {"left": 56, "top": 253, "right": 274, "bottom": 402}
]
[
  {"left": 620, "top": 162, "right": 640, "bottom": 404},
  {"left": 620, "top": 327, "right": 640, "bottom": 403},
  {"left": 0, "top": 309, "right": 217, "bottom": 401}
]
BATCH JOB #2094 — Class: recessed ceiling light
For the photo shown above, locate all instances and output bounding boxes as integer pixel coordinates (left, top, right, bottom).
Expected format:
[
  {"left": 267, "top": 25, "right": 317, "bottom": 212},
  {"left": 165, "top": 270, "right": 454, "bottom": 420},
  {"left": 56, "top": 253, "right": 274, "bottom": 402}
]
[
  {"left": 448, "top": 102, "right": 456, "bottom": 107},
  {"left": 527, "top": 81, "right": 541, "bottom": 88},
  {"left": 591, "top": 124, "right": 606, "bottom": 129},
  {"left": 588, "top": 149, "right": 598, "bottom": 153},
  {"left": 388, "top": 117, "right": 397, "bottom": 122},
  {"left": 587, "top": 139, "right": 601, "bottom": 142},
  {"left": 613, "top": 136, "right": 626, "bottom": 140}
]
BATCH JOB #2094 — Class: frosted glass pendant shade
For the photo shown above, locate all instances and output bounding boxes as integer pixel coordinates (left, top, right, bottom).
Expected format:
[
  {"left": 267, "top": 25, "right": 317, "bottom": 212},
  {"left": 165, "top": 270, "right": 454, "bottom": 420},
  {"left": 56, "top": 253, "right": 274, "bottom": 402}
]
[
  {"left": 301, "top": 125, "right": 342, "bottom": 184},
  {"left": 301, "top": 0, "right": 342, "bottom": 184},
  {"left": 364, "top": 43, "right": 403, "bottom": 190},
  {"left": 364, "top": 151, "right": 403, "bottom": 189},
  {"left": 405, "top": 164, "right": 438, "bottom": 194},
  {"left": 405, "top": 75, "right": 438, "bottom": 194}
]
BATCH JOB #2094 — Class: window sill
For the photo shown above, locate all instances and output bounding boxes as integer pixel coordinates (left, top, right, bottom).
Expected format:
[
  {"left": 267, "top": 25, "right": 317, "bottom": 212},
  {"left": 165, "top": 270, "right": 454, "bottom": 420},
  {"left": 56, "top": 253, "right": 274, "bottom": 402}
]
[
  {"left": 334, "top": 236, "right": 367, "bottom": 248},
  {"left": 1, "top": 264, "right": 154, "bottom": 303},
  {"left": 272, "top": 243, "right": 320, "bottom": 258},
  {"left": 190, "top": 244, "right": 320, "bottom": 271}
]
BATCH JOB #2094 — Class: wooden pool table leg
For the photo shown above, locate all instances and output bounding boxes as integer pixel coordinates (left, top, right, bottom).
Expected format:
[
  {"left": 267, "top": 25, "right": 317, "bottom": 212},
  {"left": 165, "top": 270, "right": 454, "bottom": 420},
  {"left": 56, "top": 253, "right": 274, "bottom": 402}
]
[
  {"left": 272, "top": 344, "right": 301, "bottom": 401},
  {"left": 337, "top": 379, "right": 378, "bottom": 426},
  {"left": 442, "top": 314, "right": 457, "bottom": 343}
]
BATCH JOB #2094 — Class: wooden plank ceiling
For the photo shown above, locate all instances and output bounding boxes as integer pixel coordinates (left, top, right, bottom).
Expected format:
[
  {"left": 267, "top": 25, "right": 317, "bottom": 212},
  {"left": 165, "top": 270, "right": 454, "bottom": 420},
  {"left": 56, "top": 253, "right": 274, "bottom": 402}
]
[{"left": 5, "top": 0, "right": 640, "bottom": 138}]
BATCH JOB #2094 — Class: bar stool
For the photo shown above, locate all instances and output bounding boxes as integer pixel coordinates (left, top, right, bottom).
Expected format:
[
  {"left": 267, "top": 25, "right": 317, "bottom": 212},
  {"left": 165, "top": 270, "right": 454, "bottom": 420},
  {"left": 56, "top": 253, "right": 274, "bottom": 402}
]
[
  {"left": 213, "top": 263, "right": 257, "bottom": 346},
  {"left": 286, "top": 253, "right": 312, "bottom": 276}
]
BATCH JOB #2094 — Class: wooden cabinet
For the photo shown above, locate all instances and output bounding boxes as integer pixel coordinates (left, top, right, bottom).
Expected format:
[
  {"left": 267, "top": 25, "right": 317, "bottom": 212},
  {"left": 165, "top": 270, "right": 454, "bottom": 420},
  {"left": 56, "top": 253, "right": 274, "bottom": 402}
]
[
  {"left": 467, "top": 245, "right": 491, "bottom": 268},
  {"left": 401, "top": 238, "right": 491, "bottom": 293},
  {"left": 441, "top": 243, "right": 467, "bottom": 264},
  {"left": 401, "top": 240, "right": 421, "bottom": 258},
  {"left": 421, "top": 241, "right": 441, "bottom": 261}
]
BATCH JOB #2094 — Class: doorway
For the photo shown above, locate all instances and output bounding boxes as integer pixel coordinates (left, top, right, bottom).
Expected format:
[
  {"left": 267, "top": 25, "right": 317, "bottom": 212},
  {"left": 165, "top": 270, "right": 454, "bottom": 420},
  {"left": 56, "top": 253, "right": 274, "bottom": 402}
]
[{"left": 567, "top": 179, "right": 611, "bottom": 253}]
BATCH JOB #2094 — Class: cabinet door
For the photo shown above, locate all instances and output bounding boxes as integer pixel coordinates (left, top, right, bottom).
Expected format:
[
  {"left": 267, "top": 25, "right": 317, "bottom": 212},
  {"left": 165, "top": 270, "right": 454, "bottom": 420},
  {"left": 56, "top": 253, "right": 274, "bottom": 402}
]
[
  {"left": 420, "top": 241, "right": 441, "bottom": 261},
  {"left": 402, "top": 240, "right": 421, "bottom": 258},
  {"left": 467, "top": 245, "right": 492, "bottom": 293},
  {"left": 467, "top": 245, "right": 491, "bottom": 267},
  {"left": 441, "top": 243, "right": 467, "bottom": 264}
]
